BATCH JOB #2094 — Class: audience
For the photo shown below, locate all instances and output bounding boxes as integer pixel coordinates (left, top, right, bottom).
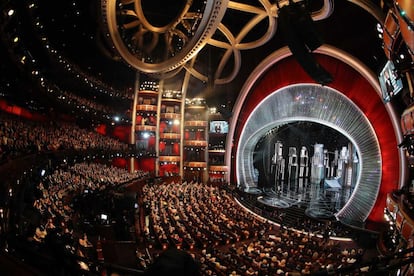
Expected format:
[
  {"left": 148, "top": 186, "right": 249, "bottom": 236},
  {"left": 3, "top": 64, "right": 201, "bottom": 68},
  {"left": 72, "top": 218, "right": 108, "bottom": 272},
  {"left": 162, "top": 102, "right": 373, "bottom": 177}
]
[
  {"left": 11, "top": 160, "right": 370, "bottom": 276},
  {"left": 0, "top": 111, "right": 372, "bottom": 275},
  {"left": 0, "top": 111, "right": 129, "bottom": 162},
  {"left": 27, "top": 161, "right": 149, "bottom": 272},
  {"left": 142, "top": 181, "right": 364, "bottom": 275},
  {"left": 19, "top": 157, "right": 368, "bottom": 276},
  {"left": 33, "top": 161, "right": 148, "bottom": 222}
]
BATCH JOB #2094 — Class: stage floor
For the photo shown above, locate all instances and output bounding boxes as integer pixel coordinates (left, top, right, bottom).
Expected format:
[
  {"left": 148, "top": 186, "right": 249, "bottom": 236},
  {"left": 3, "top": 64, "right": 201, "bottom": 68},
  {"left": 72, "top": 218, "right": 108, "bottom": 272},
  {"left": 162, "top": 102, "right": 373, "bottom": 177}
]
[{"left": 244, "top": 179, "right": 353, "bottom": 220}]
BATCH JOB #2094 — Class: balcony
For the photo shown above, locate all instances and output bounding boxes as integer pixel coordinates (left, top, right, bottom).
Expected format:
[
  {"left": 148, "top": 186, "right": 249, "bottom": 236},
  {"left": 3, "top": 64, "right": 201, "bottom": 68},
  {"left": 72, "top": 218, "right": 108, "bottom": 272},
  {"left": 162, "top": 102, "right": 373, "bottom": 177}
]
[
  {"left": 209, "top": 165, "right": 228, "bottom": 172},
  {"left": 159, "top": 156, "right": 181, "bottom": 162},
  {"left": 136, "top": 104, "right": 157, "bottom": 112},
  {"left": 185, "top": 120, "right": 207, "bottom": 127},
  {"left": 184, "top": 140, "right": 207, "bottom": 147},
  {"left": 209, "top": 149, "right": 225, "bottom": 153},
  {"left": 162, "top": 98, "right": 181, "bottom": 103},
  {"left": 183, "top": 161, "right": 207, "bottom": 168},
  {"left": 160, "top": 133, "right": 181, "bottom": 140},
  {"left": 138, "top": 90, "right": 158, "bottom": 95},
  {"left": 136, "top": 125, "right": 156, "bottom": 132},
  {"left": 160, "top": 113, "right": 181, "bottom": 120}
]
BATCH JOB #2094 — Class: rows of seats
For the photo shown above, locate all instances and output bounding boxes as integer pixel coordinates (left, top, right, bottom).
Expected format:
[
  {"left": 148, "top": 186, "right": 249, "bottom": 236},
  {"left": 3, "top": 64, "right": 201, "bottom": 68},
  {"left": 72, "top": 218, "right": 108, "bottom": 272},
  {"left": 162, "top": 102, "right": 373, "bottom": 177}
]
[
  {"left": 141, "top": 181, "right": 364, "bottom": 275},
  {"left": 33, "top": 161, "right": 148, "bottom": 228},
  {"left": 197, "top": 228, "right": 363, "bottom": 275},
  {"left": 0, "top": 111, "right": 129, "bottom": 162},
  {"left": 0, "top": 111, "right": 368, "bottom": 275},
  {"left": 29, "top": 161, "right": 149, "bottom": 272},
  {"left": 142, "top": 182, "right": 267, "bottom": 250}
]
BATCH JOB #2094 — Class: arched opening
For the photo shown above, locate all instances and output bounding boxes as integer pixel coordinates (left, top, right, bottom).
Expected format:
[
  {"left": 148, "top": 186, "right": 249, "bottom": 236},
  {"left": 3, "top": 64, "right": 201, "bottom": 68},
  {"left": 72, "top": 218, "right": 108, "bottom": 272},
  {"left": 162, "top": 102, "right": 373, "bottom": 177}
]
[
  {"left": 236, "top": 84, "right": 380, "bottom": 223},
  {"left": 228, "top": 46, "right": 403, "bottom": 224}
]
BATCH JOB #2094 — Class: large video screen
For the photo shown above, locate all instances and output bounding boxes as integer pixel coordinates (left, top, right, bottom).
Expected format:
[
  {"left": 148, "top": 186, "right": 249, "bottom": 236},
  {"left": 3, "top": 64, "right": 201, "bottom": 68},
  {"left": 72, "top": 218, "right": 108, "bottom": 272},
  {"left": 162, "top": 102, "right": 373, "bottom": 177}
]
[
  {"left": 210, "top": 120, "right": 229, "bottom": 134},
  {"left": 379, "top": 60, "right": 403, "bottom": 102}
]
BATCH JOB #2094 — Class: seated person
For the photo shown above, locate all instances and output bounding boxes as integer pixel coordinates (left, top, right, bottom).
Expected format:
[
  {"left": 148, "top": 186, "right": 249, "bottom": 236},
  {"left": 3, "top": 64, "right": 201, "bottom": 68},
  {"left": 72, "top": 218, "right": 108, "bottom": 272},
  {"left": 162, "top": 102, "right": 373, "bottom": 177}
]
[
  {"left": 78, "top": 233, "right": 93, "bottom": 248},
  {"left": 33, "top": 225, "right": 47, "bottom": 242}
]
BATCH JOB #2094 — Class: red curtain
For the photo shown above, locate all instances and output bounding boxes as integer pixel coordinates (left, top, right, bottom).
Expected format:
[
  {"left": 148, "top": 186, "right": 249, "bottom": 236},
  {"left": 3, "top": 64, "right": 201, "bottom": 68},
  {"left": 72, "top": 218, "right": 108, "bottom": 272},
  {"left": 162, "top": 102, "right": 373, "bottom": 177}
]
[
  {"left": 136, "top": 157, "right": 155, "bottom": 173},
  {"left": 173, "top": 142, "right": 180, "bottom": 155},
  {"left": 112, "top": 125, "right": 131, "bottom": 143}
]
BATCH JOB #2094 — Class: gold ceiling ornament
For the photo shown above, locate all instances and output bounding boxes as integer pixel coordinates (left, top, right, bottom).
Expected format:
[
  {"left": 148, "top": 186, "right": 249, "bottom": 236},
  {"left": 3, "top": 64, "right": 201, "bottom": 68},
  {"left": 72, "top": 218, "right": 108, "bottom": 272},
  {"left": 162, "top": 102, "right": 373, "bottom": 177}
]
[
  {"left": 185, "top": 0, "right": 334, "bottom": 85},
  {"left": 101, "top": 0, "right": 229, "bottom": 74}
]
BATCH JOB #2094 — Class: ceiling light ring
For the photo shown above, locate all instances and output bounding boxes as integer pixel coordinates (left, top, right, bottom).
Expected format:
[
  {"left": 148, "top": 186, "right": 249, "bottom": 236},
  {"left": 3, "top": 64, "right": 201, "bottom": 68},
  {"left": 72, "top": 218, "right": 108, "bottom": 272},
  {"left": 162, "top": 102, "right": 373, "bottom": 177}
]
[
  {"left": 102, "top": 0, "right": 229, "bottom": 74},
  {"left": 133, "top": 0, "right": 193, "bottom": 34}
]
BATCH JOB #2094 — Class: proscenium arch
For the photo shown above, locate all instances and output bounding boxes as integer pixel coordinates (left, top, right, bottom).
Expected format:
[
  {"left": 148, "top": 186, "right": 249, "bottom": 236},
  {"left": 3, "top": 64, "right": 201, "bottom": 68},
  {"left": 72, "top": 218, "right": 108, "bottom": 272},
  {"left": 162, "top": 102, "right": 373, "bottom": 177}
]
[
  {"left": 236, "top": 84, "right": 381, "bottom": 223},
  {"left": 227, "top": 45, "right": 404, "bottom": 223}
]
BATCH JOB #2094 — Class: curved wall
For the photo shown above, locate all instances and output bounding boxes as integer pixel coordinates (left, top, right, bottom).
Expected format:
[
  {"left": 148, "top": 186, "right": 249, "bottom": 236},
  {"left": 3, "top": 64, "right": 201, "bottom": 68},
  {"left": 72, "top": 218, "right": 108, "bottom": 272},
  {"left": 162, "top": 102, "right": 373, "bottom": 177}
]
[
  {"left": 228, "top": 46, "right": 403, "bottom": 223},
  {"left": 236, "top": 84, "right": 381, "bottom": 223}
]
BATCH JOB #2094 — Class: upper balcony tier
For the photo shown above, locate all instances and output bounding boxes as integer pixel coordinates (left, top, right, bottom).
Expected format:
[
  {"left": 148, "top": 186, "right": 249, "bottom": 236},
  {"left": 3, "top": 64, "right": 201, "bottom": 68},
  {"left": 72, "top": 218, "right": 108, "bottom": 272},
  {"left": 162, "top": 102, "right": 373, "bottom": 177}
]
[
  {"left": 160, "top": 133, "right": 181, "bottom": 140},
  {"left": 138, "top": 90, "right": 158, "bottom": 95},
  {"left": 183, "top": 161, "right": 207, "bottom": 168},
  {"left": 136, "top": 125, "right": 157, "bottom": 132},
  {"left": 185, "top": 120, "right": 207, "bottom": 127},
  {"left": 184, "top": 140, "right": 208, "bottom": 147},
  {"left": 160, "top": 113, "right": 181, "bottom": 120},
  {"left": 136, "top": 104, "right": 157, "bottom": 112},
  {"left": 159, "top": 156, "right": 181, "bottom": 162}
]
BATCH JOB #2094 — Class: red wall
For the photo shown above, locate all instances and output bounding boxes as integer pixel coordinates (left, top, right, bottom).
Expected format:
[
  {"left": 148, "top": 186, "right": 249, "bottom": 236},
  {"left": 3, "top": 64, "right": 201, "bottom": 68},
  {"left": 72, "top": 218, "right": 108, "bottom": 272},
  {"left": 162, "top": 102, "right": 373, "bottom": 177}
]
[
  {"left": 96, "top": 124, "right": 131, "bottom": 144},
  {"left": 0, "top": 100, "right": 47, "bottom": 121}
]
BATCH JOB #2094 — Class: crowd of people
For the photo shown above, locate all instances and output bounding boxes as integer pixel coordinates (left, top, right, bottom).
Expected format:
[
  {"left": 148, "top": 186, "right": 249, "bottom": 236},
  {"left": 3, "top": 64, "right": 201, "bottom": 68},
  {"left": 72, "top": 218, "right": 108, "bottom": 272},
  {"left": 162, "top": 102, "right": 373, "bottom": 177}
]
[
  {"left": 57, "top": 90, "right": 127, "bottom": 119},
  {"left": 0, "top": 111, "right": 130, "bottom": 162},
  {"left": 198, "top": 229, "right": 364, "bottom": 276},
  {"left": 33, "top": 161, "right": 148, "bottom": 227},
  {"left": 0, "top": 111, "right": 375, "bottom": 275},
  {"left": 5, "top": 154, "right": 372, "bottom": 275},
  {"left": 141, "top": 181, "right": 365, "bottom": 275},
  {"left": 28, "top": 161, "right": 149, "bottom": 273},
  {"left": 142, "top": 182, "right": 266, "bottom": 251},
  {"left": 44, "top": 44, "right": 134, "bottom": 101}
]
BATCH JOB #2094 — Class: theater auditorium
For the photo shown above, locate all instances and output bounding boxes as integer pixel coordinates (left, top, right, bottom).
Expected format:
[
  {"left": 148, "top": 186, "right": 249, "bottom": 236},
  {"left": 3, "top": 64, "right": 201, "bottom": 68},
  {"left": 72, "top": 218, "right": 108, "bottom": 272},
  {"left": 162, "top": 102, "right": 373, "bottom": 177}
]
[{"left": 1, "top": 0, "right": 414, "bottom": 275}]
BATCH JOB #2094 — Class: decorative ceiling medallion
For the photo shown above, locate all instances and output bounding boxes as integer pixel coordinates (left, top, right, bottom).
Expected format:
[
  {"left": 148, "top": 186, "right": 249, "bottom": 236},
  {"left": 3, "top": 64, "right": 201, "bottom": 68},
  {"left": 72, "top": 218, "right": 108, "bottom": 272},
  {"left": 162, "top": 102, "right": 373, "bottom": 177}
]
[{"left": 102, "top": 0, "right": 229, "bottom": 74}]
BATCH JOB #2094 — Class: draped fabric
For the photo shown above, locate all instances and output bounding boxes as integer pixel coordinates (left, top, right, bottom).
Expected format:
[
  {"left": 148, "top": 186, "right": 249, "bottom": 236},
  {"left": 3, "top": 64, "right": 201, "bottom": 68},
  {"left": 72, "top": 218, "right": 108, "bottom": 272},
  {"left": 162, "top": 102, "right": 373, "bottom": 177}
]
[{"left": 232, "top": 54, "right": 400, "bottom": 223}]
